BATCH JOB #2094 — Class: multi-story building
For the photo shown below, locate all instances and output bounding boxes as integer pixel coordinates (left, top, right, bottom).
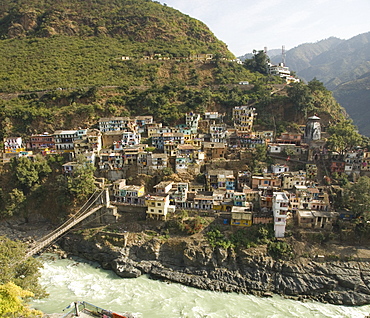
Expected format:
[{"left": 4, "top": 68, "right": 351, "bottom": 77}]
[
  {"left": 254, "top": 131, "right": 274, "bottom": 143},
  {"left": 268, "top": 62, "right": 291, "bottom": 78},
  {"left": 113, "top": 132, "right": 141, "bottom": 150},
  {"left": 306, "top": 163, "right": 318, "bottom": 180},
  {"left": 186, "top": 112, "right": 200, "bottom": 134},
  {"left": 147, "top": 124, "right": 170, "bottom": 137},
  {"left": 98, "top": 117, "right": 136, "bottom": 133},
  {"left": 150, "top": 153, "right": 168, "bottom": 170},
  {"left": 98, "top": 150, "right": 123, "bottom": 170},
  {"left": 170, "top": 183, "right": 189, "bottom": 208},
  {"left": 113, "top": 179, "right": 145, "bottom": 205},
  {"left": 361, "top": 152, "right": 370, "bottom": 173},
  {"left": 272, "top": 192, "right": 289, "bottom": 238},
  {"left": 243, "top": 187, "right": 260, "bottom": 203},
  {"left": 233, "top": 106, "right": 257, "bottom": 133},
  {"left": 280, "top": 171, "right": 306, "bottom": 190},
  {"left": 202, "top": 142, "right": 227, "bottom": 161},
  {"left": 152, "top": 133, "right": 185, "bottom": 150},
  {"left": 233, "top": 192, "right": 247, "bottom": 207},
  {"left": 209, "top": 123, "right": 227, "bottom": 143},
  {"left": 3, "top": 137, "right": 24, "bottom": 153},
  {"left": 145, "top": 194, "right": 175, "bottom": 220},
  {"left": 204, "top": 112, "right": 224, "bottom": 121},
  {"left": 28, "top": 133, "right": 55, "bottom": 150},
  {"left": 175, "top": 156, "right": 187, "bottom": 172},
  {"left": 153, "top": 181, "right": 174, "bottom": 194},
  {"left": 206, "top": 169, "right": 234, "bottom": 190},
  {"left": 122, "top": 146, "right": 144, "bottom": 165},
  {"left": 275, "top": 132, "right": 302, "bottom": 145},
  {"left": 53, "top": 129, "right": 87, "bottom": 151},
  {"left": 251, "top": 175, "right": 281, "bottom": 190},
  {"left": 231, "top": 205, "right": 253, "bottom": 227},
  {"left": 344, "top": 151, "right": 362, "bottom": 175},
  {"left": 134, "top": 116, "right": 153, "bottom": 133},
  {"left": 74, "top": 129, "right": 102, "bottom": 158},
  {"left": 237, "top": 171, "right": 252, "bottom": 190},
  {"left": 194, "top": 194, "right": 214, "bottom": 210},
  {"left": 228, "top": 131, "right": 265, "bottom": 149}
]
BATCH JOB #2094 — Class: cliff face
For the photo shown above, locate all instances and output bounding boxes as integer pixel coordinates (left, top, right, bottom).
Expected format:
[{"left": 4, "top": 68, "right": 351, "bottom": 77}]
[{"left": 60, "top": 234, "right": 370, "bottom": 306}]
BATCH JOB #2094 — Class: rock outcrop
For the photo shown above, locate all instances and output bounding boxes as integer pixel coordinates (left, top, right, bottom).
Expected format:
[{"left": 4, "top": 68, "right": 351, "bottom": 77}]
[{"left": 59, "top": 234, "right": 370, "bottom": 306}]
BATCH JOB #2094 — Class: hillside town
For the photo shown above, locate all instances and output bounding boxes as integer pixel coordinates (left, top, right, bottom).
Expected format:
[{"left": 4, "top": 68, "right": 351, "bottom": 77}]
[{"left": 3, "top": 104, "right": 368, "bottom": 239}]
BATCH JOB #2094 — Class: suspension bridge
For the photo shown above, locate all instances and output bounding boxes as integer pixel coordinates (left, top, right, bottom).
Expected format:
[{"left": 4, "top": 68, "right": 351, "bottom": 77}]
[{"left": 24, "top": 188, "right": 114, "bottom": 259}]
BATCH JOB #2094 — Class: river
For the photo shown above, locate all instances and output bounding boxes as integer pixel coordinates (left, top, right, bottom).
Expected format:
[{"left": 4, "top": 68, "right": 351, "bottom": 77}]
[{"left": 31, "top": 254, "right": 370, "bottom": 318}]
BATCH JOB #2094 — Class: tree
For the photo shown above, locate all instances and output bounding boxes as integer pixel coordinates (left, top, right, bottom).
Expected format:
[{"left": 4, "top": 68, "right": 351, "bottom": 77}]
[
  {"left": 326, "top": 120, "right": 362, "bottom": 154},
  {"left": 308, "top": 78, "right": 327, "bottom": 92},
  {"left": 244, "top": 50, "right": 270, "bottom": 75},
  {"left": 67, "top": 165, "right": 96, "bottom": 200},
  {"left": 343, "top": 176, "right": 370, "bottom": 217},
  {"left": 58, "top": 158, "right": 96, "bottom": 202},
  {"left": 0, "top": 236, "right": 45, "bottom": 298},
  {"left": 10, "top": 155, "right": 51, "bottom": 194},
  {"left": 0, "top": 282, "right": 43, "bottom": 318},
  {"left": 5, "top": 188, "right": 26, "bottom": 217},
  {"left": 286, "top": 82, "right": 315, "bottom": 116}
]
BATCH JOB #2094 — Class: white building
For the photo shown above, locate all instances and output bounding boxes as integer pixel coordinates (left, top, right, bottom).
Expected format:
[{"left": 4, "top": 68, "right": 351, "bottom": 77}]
[
  {"left": 98, "top": 117, "right": 136, "bottom": 133},
  {"left": 210, "top": 123, "right": 227, "bottom": 143},
  {"left": 186, "top": 112, "right": 200, "bottom": 134},
  {"left": 272, "top": 192, "right": 289, "bottom": 238},
  {"left": 54, "top": 129, "right": 87, "bottom": 151},
  {"left": 271, "top": 164, "right": 289, "bottom": 174},
  {"left": 113, "top": 131, "right": 141, "bottom": 150},
  {"left": 4, "top": 137, "right": 23, "bottom": 153}
]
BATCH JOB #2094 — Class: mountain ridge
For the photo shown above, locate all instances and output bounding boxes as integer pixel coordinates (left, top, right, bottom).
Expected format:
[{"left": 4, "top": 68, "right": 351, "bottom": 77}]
[{"left": 240, "top": 33, "right": 370, "bottom": 136}]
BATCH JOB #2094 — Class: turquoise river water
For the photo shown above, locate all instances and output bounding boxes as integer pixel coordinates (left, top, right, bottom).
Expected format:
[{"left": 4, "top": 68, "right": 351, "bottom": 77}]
[{"left": 31, "top": 255, "right": 370, "bottom": 318}]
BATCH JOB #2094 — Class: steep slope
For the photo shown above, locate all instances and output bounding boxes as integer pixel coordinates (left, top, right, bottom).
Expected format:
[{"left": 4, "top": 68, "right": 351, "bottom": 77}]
[
  {"left": 0, "top": 0, "right": 234, "bottom": 92},
  {"left": 333, "top": 73, "right": 370, "bottom": 136},
  {"left": 0, "top": 0, "right": 229, "bottom": 50},
  {"left": 298, "top": 33, "right": 370, "bottom": 89},
  {"left": 270, "top": 37, "right": 344, "bottom": 75},
  {"left": 266, "top": 33, "right": 370, "bottom": 136}
]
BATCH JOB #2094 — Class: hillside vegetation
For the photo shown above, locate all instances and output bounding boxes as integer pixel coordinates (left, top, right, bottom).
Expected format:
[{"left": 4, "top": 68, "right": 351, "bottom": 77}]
[
  {"left": 0, "top": 0, "right": 349, "bottom": 139},
  {"left": 268, "top": 32, "right": 370, "bottom": 136},
  {"left": 0, "top": 0, "right": 235, "bottom": 92}
]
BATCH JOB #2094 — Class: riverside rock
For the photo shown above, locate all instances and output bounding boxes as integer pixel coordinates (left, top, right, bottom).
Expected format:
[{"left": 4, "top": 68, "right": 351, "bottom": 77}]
[{"left": 59, "top": 234, "right": 370, "bottom": 306}]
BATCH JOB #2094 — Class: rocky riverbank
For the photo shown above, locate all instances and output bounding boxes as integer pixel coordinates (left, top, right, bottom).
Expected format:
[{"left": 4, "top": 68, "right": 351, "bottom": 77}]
[{"left": 59, "top": 233, "right": 370, "bottom": 306}]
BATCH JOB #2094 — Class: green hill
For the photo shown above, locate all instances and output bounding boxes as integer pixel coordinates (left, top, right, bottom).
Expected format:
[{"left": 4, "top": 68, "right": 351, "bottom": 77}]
[
  {"left": 0, "top": 0, "right": 348, "bottom": 140},
  {"left": 0, "top": 0, "right": 237, "bottom": 92}
]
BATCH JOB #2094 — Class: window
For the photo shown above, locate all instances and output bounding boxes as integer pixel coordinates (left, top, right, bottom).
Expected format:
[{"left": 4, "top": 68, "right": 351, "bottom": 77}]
[
  {"left": 157, "top": 203, "right": 162, "bottom": 207},
  {"left": 150, "top": 209, "right": 154, "bottom": 212}
]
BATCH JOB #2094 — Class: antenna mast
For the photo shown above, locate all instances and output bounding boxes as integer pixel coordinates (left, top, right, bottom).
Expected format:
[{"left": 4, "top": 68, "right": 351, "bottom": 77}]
[{"left": 281, "top": 45, "right": 286, "bottom": 66}]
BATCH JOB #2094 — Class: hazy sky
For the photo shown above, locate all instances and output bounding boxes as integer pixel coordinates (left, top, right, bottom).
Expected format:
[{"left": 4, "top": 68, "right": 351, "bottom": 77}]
[{"left": 159, "top": 0, "right": 370, "bottom": 57}]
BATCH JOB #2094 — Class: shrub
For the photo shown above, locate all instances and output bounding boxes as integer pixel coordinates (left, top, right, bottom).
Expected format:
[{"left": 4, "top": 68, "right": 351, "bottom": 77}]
[{"left": 267, "top": 241, "right": 294, "bottom": 260}]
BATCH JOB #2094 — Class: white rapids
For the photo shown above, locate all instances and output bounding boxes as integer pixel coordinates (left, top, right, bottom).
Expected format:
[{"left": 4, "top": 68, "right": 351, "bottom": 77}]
[{"left": 31, "top": 254, "right": 370, "bottom": 318}]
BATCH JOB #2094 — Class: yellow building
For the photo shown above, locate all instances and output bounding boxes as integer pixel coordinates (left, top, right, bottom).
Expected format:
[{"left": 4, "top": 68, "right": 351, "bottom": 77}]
[
  {"left": 232, "top": 106, "right": 257, "bottom": 133},
  {"left": 231, "top": 206, "right": 252, "bottom": 226},
  {"left": 361, "top": 152, "right": 370, "bottom": 172},
  {"left": 145, "top": 194, "right": 175, "bottom": 220}
]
